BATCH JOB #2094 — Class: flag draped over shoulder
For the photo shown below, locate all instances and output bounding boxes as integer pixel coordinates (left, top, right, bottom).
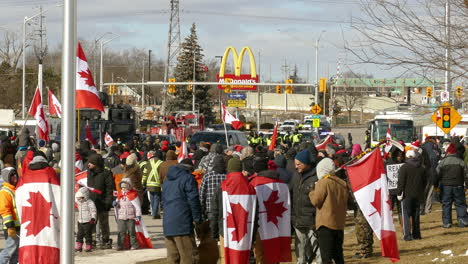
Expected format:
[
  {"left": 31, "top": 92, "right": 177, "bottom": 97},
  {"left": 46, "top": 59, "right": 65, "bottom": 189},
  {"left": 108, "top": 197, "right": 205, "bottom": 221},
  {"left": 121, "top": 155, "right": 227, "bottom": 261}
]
[
  {"left": 250, "top": 176, "right": 291, "bottom": 264},
  {"left": 346, "top": 148, "right": 400, "bottom": 262},
  {"left": 29, "top": 87, "right": 49, "bottom": 142},
  {"left": 76, "top": 42, "right": 104, "bottom": 112},
  {"left": 15, "top": 166, "right": 61, "bottom": 264},
  {"left": 222, "top": 172, "right": 256, "bottom": 264}
]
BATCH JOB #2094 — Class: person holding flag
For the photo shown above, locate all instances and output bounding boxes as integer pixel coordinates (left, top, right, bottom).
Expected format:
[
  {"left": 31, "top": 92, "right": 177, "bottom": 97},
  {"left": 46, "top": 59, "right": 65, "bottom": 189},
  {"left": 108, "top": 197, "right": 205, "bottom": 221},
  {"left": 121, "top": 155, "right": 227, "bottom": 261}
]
[
  {"left": 115, "top": 178, "right": 141, "bottom": 250},
  {"left": 0, "top": 167, "right": 20, "bottom": 263}
]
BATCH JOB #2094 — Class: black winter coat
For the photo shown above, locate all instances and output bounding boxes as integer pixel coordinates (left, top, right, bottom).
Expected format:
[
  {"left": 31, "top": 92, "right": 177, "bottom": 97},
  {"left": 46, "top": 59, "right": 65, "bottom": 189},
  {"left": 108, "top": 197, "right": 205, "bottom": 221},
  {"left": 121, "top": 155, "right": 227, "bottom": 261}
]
[
  {"left": 397, "top": 158, "right": 427, "bottom": 200},
  {"left": 87, "top": 168, "right": 114, "bottom": 211},
  {"left": 290, "top": 167, "right": 318, "bottom": 230}
]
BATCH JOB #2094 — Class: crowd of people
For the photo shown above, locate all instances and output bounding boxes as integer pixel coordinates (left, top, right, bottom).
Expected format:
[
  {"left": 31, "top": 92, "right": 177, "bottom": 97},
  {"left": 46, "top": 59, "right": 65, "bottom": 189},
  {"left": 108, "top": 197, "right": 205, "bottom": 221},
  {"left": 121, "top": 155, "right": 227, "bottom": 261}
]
[{"left": 0, "top": 126, "right": 468, "bottom": 264}]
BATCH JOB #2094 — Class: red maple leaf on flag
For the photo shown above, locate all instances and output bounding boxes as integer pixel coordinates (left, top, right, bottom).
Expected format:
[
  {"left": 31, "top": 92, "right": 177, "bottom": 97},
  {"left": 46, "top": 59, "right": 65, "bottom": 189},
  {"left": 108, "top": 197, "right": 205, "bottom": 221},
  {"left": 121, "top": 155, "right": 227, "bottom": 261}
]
[
  {"left": 78, "top": 69, "right": 96, "bottom": 87},
  {"left": 369, "top": 188, "right": 391, "bottom": 217},
  {"left": 226, "top": 202, "right": 249, "bottom": 242},
  {"left": 263, "top": 190, "right": 287, "bottom": 227},
  {"left": 22, "top": 192, "right": 53, "bottom": 236}
]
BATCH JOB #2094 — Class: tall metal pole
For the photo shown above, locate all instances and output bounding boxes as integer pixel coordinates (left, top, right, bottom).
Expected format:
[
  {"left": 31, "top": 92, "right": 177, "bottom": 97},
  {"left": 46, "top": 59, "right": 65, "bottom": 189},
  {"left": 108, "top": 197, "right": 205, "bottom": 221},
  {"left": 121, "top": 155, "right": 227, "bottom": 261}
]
[
  {"left": 444, "top": 0, "right": 451, "bottom": 92},
  {"left": 314, "top": 38, "right": 319, "bottom": 105},
  {"left": 148, "top": 50, "right": 152, "bottom": 82},
  {"left": 141, "top": 60, "right": 145, "bottom": 109},
  {"left": 22, "top": 17, "right": 27, "bottom": 119},
  {"left": 60, "top": 0, "right": 76, "bottom": 263},
  {"left": 99, "top": 41, "right": 104, "bottom": 92},
  {"left": 257, "top": 51, "right": 261, "bottom": 131},
  {"left": 192, "top": 49, "right": 196, "bottom": 113}
]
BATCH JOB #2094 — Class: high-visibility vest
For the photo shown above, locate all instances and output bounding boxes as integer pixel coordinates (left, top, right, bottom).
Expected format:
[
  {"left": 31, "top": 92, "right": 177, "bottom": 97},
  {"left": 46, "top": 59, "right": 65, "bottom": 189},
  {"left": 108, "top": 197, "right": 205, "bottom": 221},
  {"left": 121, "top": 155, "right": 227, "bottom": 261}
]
[
  {"left": 146, "top": 159, "right": 163, "bottom": 188},
  {"left": 0, "top": 185, "right": 20, "bottom": 229}
]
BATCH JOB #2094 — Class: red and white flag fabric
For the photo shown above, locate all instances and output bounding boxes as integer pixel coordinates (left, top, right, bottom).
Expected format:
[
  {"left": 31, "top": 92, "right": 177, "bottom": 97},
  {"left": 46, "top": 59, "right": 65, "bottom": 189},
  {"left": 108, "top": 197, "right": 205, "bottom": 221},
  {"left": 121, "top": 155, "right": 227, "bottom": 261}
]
[
  {"left": 177, "top": 140, "right": 189, "bottom": 162},
  {"left": 222, "top": 172, "right": 256, "bottom": 264},
  {"left": 47, "top": 88, "right": 62, "bottom": 118},
  {"left": 85, "top": 122, "right": 97, "bottom": 145},
  {"left": 315, "top": 135, "right": 333, "bottom": 150},
  {"left": 76, "top": 42, "right": 104, "bottom": 112},
  {"left": 268, "top": 122, "right": 278, "bottom": 151},
  {"left": 15, "top": 165, "right": 61, "bottom": 264},
  {"left": 104, "top": 132, "right": 115, "bottom": 147},
  {"left": 116, "top": 188, "right": 153, "bottom": 249},
  {"left": 250, "top": 176, "right": 291, "bottom": 264},
  {"left": 384, "top": 127, "right": 392, "bottom": 154},
  {"left": 222, "top": 103, "right": 243, "bottom": 130},
  {"left": 28, "top": 87, "right": 50, "bottom": 142},
  {"left": 75, "top": 171, "right": 102, "bottom": 194},
  {"left": 346, "top": 148, "right": 400, "bottom": 262}
]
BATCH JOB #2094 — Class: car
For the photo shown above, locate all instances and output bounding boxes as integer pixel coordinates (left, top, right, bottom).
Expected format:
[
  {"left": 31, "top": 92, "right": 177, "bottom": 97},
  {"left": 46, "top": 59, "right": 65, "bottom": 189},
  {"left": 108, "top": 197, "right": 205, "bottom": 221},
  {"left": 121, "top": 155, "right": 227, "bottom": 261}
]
[
  {"left": 279, "top": 120, "right": 299, "bottom": 131},
  {"left": 189, "top": 130, "right": 248, "bottom": 147}
]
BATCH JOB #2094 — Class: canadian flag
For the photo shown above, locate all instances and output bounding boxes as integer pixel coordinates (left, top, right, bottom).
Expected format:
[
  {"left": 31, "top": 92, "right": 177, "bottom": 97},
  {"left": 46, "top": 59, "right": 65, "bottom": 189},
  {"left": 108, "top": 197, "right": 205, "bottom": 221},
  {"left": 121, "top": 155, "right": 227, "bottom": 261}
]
[
  {"left": 268, "top": 122, "right": 278, "bottom": 151},
  {"left": 75, "top": 171, "right": 102, "bottom": 194},
  {"left": 116, "top": 187, "right": 153, "bottom": 249},
  {"left": 76, "top": 42, "right": 104, "bottom": 112},
  {"left": 315, "top": 135, "right": 333, "bottom": 150},
  {"left": 222, "top": 103, "right": 243, "bottom": 130},
  {"left": 222, "top": 172, "right": 256, "bottom": 264},
  {"left": 177, "top": 140, "right": 189, "bottom": 162},
  {"left": 384, "top": 127, "right": 392, "bottom": 154},
  {"left": 250, "top": 176, "right": 291, "bottom": 263},
  {"left": 345, "top": 148, "right": 400, "bottom": 262},
  {"left": 47, "top": 88, "right": 62, "bottom": 118},
  {"left": 28, "top": 87, "right": 49, "bottom": 142},
  {"left": 85, "top": 121, "right": 97, "bottom": 145},
  {"left": 104, "top": 132, "right": 115, "bottom": 147},
  {"left": 15, "top": 165, "right": 61, "bottom": 264}
]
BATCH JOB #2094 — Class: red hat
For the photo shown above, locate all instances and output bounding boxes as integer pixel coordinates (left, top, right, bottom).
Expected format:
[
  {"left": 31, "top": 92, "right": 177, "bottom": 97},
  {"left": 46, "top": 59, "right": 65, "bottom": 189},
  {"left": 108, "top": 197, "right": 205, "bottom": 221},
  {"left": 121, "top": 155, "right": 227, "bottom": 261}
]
[
  {"left": 161, "top": 145, "right": 169, "bottom": 151},
  {"left": 446, "top": 143, "right": 457, "bottom": 154},
  {"left": 162, "top": 140, "right": 169, "bottom": 146},
  {"left": 411, "top": 140, "right": 420, "bottom": 149}
]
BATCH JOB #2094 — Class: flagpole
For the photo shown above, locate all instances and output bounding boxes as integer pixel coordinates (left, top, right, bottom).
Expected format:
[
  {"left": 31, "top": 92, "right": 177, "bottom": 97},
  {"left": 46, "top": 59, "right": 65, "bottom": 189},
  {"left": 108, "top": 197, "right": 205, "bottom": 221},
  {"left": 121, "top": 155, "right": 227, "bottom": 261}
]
[
  {"left": 221, "top": 103, "right": 229, "bottom": 147},
  {"left": 60, "top": 0, "right": 76, "bottom": 263}
]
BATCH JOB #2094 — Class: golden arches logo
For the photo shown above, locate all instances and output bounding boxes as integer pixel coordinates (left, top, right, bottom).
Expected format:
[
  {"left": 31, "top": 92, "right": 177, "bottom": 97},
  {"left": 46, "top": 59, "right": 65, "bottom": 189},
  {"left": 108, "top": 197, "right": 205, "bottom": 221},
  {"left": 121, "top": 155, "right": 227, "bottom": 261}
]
[
  {"left": 219, "top": 46, "right": 257, "bottom": 78},
  {"left": 217, "top": 46, "right": 259, "bottom": 91}
]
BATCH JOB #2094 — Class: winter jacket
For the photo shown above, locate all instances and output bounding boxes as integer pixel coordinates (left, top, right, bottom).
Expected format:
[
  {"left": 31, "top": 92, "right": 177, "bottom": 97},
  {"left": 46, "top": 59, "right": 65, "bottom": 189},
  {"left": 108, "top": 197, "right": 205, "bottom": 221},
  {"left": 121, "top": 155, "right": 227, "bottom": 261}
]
[
  {"left": 75, "top": 188, "right": 97, "bottom": 224},
  {"left": 104, "top": 151, "right": 121, "bottom": 170},
  {"left": 193, "top": 147, "right": 209, "bottom": 168},
  {"left": 0, "top": 182, "right": 20, "bottom": 229},
  {"left": 159, "top": 153, "right": 178, "bottom": 184},
  {"left": 142, "top": 158, "right": 163, "bottom": 192},
  {"left": 309, "top": 175, "right": 348, "bottom": 230},
  {"left": 162, "top": 164, "right": 202, "bottom": 236},
  {"left": 87, "top": 167, "right": 114, "bottom": 211},
  {"left": 290, "top": 167, "right": 319, "bottom": 229},
  {"left": 274, "top": 155, "right": 292, "bottom": 184},
  {"left": 397, "top": 158, "right": 427, "bottom": 200},
  {"left": 435, "top": 154, "right": 468, "bottom": 187},
  {"left": 198, "top": 152, "right": 217, "bottom": 174},
  {"left": 116, "top": 180, "right": 142, "bottom": 221},
  {"left": 123, "top": 165, "right": 144, "bottom": 198}
]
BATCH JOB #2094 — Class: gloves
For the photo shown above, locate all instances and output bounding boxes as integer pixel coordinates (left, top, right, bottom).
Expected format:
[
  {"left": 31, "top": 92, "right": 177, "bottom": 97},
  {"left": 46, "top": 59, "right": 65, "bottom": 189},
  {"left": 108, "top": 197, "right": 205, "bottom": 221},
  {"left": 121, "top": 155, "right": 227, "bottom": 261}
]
[
  {"left": 7, "top": 227, "right": 16, "bottom": 238},
  {"left": 112, "top": 200, "right": 117, "bottom": 207},
  {"left": 89, "top": 218, "right": 96, "bottom": 225},
  {"left": 135, "top": 216, "right": 142, "bottom": 225}
]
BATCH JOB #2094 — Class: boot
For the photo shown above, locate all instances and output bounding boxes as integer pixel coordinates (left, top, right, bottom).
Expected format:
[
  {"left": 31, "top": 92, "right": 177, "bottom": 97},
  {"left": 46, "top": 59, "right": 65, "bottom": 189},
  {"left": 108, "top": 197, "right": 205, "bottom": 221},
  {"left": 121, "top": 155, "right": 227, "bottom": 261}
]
[
  {"left": 85, "top": 243, "right": 92, "bottom": 252},
  {"left": 75, "top": 242, "right": 83, "bottom": 252}
]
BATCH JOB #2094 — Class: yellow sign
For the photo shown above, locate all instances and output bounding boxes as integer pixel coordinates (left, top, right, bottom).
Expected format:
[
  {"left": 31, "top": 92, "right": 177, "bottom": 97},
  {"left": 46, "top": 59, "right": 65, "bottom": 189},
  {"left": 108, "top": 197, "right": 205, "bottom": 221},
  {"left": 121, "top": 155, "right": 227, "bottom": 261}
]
[
  {"left": 219, "top": 47, "right": 257, "bottom": 78},
  {"left": 312, "top": 119, "right": 320, "bottom": 128},
  {"left": 311, "top": 104, "right": 322, "bottom": 115},
  {"left": 227, "top": 100, "right": 246, "bottom": 107},
  {"left": 431, "top": 102, "right": 462, "bottom": 134}
]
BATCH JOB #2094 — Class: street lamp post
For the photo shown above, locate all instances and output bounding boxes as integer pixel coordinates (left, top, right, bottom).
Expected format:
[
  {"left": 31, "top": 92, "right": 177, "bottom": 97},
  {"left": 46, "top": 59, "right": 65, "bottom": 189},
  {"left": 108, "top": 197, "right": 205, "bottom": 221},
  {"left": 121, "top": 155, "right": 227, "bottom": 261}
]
[
  {"left": 192, "top": 49, "right": 196, "bottom": 113},
  {"left": 215, "top": 55, "right": 223, "bottom": 120},
  {"left": 99, "top": 34, "right": 120, "bottom": 92},
  {"left": 314, "top": 30, "right": 326, "bottom": 106}
]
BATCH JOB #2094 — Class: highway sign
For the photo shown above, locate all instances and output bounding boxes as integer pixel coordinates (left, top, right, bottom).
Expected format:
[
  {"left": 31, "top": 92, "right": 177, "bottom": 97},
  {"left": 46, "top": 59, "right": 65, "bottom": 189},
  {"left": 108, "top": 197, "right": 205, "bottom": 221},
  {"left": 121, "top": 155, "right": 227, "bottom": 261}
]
[
  {"left": 440, "top": 91, "right": 450, "bottom": 102},
  {"left": 312, "top": 119, "right": 320, "bottom": 128},
  {"left": 227, "top": 100, "right": 246, "bottom": 107},
  {"left": 310, "top": 104, "right": 322, "bottom": 115},
  {"left": 227, "top": 93, "right": 246, "bottom": 100},
  {"left": 431, "top": 102, "right": 462, "bottom": 134}
]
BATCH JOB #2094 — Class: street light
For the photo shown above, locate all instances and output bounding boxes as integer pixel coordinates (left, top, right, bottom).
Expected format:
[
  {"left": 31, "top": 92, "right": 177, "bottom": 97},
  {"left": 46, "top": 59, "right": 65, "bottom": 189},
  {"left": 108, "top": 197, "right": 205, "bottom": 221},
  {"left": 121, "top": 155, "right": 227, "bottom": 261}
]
[
  {"left": 314, "top": 30, "right": 326, "bottom": 106},
  {"left": 215, "top": 56, "right": 223, "bottom": 119},
  {"left": 99, "top": 33, "right": 120, "bottom": 92},
  {"left": 22, "top": 3, "right": 62, "bottom": 119}
]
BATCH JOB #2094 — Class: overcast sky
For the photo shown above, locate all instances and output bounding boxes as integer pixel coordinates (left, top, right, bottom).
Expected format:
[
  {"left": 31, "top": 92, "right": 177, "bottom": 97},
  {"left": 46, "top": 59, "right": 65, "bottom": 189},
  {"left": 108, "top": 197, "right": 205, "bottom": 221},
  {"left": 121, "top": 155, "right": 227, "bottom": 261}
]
[{"left": 0, "top": 0, "right": 420, "bottom": 82}]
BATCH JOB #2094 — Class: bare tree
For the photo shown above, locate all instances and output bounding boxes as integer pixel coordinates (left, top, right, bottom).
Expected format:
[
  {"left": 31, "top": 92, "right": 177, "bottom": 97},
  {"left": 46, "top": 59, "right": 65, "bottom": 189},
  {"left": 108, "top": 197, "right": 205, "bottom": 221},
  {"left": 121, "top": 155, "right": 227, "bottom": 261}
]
[
  {"left": 0, "top": 31, "right": 24, "bottom": 70},
  {"left": 338, "top": 91, "right": 366, "bottom": 123},
  {"left": 347, "top": 0, "right": 467, "bottom": 81}
]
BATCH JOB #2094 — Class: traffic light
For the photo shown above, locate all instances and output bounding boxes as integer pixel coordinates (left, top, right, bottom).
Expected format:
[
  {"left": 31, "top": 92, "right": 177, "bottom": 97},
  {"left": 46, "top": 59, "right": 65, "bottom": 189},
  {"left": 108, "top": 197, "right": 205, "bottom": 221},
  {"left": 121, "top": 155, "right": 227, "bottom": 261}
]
[
  {"left": 426, "top": 87, "right": 432, "bottom": 98},
  {"left": 224, "top": 78, "right": 232, "bottom": 93},
  {"left": 319, "top": 77, "right": 327, "bottom": 92},
  {"left": 276, "top": 85, "right": 282, "bottom": 94},
  {"left": 108, "top": 85, "right": 118, "bottom": 95},
  {"left": 168, "top": 78, "right": 176, "bottom": 94},
  {"left": 456, "top": 86, "right": 462, "bottom": 99},
  {"left": 442, "top": 107, "right": 451, "bottom": 128},
  {"left": 187, "top": 81, "right": 193, "bottom": 92},
  {"left": 285, "top": 79, "right": 293, "bottom": 94}
]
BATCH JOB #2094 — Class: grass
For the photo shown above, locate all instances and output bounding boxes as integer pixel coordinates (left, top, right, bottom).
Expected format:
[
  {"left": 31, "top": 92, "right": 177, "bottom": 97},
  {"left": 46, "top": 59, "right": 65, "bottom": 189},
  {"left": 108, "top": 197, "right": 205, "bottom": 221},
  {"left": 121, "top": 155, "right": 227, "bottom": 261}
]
[{"left": 139, "top": 204, "right": 468, "bottom": 264}]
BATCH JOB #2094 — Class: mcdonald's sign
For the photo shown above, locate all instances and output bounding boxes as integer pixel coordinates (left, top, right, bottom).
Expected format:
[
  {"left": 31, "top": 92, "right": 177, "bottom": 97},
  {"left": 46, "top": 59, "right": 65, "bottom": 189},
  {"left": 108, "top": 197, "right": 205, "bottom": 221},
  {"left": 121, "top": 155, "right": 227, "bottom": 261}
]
[{"left": 217, "top": 46, "right": 259, "bottom": 91}]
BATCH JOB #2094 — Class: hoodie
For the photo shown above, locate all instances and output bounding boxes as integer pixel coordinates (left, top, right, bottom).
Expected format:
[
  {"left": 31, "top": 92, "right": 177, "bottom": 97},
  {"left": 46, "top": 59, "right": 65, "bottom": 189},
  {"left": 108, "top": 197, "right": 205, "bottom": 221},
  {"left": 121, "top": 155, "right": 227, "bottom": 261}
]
[
  {"left": 274, "top": 155, "right": 292, "bottom": 184},
  {"left": 75, "top": 187, "right": 97, "bottom": 223},
  {"left": 397, "top": 157, "right": 427, "bottom": 200}
]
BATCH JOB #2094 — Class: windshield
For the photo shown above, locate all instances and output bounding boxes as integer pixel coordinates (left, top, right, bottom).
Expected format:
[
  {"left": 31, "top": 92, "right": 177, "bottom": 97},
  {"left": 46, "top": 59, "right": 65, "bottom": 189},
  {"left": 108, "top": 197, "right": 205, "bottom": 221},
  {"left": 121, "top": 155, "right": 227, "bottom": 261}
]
[
  {"left": 283, "top": 122, "right": 295, "bottom": 126},
  {"left": 372, "top": 119, "right": 414, "bottom": 143},
  {"left": 304, "top": 120, "right": 312, "bottom": 125}
]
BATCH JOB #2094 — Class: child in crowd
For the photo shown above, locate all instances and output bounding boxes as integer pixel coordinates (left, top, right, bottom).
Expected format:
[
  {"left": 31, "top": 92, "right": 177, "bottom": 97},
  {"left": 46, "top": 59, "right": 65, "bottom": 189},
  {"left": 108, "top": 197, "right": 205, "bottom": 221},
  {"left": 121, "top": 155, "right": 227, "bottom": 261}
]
[
  {"left": 115, "top": 178, "right": 141, "bottom": 250},
  {"left": 75, "top": 187, "right": 97, "bottom": 252}
]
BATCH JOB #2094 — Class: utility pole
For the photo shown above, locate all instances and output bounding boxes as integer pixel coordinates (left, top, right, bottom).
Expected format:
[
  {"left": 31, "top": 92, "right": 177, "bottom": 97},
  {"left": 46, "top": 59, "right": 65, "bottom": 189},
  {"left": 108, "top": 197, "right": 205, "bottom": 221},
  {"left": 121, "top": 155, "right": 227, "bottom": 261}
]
[
  {"left": 315, "top": 30, "right": 326, "bottom": 106},
  {"left": 257, "top": 51, "right": 261, "bottom": 131},
  {"left": 141, "top": 60, "right": 145, "bottom": 109},
  {"left": 162, "top": 0, "right": 182, "bottom": 116},
  {"left": 34, "top": 6, "right": 48, "bottom": 103},
  {"left": 281, "top": 60, "right": 289, "bottom": 112},
  {"left": 444, "top": 0, "right": 451, "bottom": 93},
  {"left": 148, "top": 49, "right": 152, "bottom": 82}
]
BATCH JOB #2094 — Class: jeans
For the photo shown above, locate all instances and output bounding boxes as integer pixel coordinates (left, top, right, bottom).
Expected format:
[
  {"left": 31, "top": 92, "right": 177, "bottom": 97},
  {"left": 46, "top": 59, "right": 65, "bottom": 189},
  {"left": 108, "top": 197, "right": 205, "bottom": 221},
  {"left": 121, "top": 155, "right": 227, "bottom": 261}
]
[
  {"left": 148, "top": 191, "right": 161, "bottom": 217},
  {"left": 93, "top": 210, "right": 110, "bottom": 243},
  {"left": 0, "top": 232, "right": 19, "bottom": 264},
  {"left": 441, "top": 185, "right": 468, "bottom": 225},
  {"left": 294, "top": 227, "right": 322, "bottom": 264},
  {"left": 117, "top": 219, "right": 137, "bottom": 249},
  {"left": 317, "top": 226, "right": 344, "bottom": 264}
]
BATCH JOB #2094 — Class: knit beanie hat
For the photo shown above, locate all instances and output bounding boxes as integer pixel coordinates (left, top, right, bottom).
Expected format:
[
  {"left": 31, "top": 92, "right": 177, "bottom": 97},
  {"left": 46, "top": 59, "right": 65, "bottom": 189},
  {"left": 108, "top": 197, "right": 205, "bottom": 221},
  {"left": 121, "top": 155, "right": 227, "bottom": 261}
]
[
  {"left": 295, "top": 149, "right": 312, "bottom": 165},
  {"left": 213, "top": 155, "right": 226, "bottom": 174},
  {"left": 446, "top": 143, "right": 457, "bottom": 154},
  {"left": 126, "top": 153, "right": 138, "bottom": 166},
  {"left": 227, "top": 157, "right": 242, "bottom": 173},
  {"left": 88, "top": 153, "right": 104, "bottom": 168},
  {"left": 253, "top": 156, "right": 269, "bottom": 173},
  {"left": 316, "top": 158, "right": 335, "bottom": 180},
  {"left": 179, "top": 158, "right": 194, "bottom": 171}
]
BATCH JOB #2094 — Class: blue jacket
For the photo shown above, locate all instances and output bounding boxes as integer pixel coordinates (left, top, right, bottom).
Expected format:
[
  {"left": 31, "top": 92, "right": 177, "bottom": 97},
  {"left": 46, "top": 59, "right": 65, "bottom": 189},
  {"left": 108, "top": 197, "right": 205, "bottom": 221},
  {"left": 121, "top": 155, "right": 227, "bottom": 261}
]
[{"left": 162, "top": 164, "right": 202, "bottom": 236}]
